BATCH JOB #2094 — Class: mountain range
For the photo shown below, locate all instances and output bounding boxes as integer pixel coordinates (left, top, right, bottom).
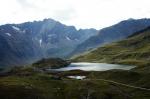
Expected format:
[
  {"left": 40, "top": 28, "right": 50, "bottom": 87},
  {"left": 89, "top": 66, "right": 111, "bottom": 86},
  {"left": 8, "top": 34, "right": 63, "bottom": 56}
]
[
  {"left": 1, "top": 18, "right": 150, "bottom": 67},
  {"left": 70, "top": 18, "right": 150, "bottom": 57},
  {"left": 0, "top": 19, "right": 98, "bottom": 66}
]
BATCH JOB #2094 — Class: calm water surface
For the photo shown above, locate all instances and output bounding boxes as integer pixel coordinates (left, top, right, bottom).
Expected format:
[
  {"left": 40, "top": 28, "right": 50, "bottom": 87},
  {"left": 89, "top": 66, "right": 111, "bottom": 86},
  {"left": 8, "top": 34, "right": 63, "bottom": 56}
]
[{"left": 49, "top": 62, "right": 135, "bottom": 71}]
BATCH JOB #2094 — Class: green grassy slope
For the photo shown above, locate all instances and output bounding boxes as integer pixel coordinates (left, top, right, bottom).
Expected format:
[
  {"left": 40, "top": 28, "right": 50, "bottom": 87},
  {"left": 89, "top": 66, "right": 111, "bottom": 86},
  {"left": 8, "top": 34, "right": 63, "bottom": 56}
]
[
  {"left": 0, "top": 67, "right": 150, "bottom": 99},
  {"left": 73, "top": 27, "right": 150, "bottom": 71},
  {"left": 32, "top": 58, "right": 70, "bottom": 69}
]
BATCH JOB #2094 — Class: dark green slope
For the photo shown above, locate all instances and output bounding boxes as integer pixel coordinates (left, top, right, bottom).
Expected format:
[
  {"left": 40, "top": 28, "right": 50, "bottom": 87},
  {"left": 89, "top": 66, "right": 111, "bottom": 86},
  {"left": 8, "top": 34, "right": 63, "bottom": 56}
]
[
  {"left": 1, "top": 66, "right": 150, "bottom": 99},
  {"left": 73, "top": 27, "right": 150, "bottom": 70}
]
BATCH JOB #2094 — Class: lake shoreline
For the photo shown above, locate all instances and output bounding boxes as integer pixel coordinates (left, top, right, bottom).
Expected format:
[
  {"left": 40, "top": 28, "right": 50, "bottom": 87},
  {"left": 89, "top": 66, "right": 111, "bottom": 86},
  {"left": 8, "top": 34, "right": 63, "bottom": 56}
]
[{"left": 47, "top": 62, "right": 135, "bottom": 72}]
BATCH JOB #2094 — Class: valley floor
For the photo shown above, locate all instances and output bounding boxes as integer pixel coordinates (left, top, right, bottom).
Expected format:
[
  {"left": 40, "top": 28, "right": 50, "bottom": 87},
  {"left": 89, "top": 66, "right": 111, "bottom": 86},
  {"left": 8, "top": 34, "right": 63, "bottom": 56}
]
[{"left": 0, "top": 65, "right": 150, "bottom": 99}]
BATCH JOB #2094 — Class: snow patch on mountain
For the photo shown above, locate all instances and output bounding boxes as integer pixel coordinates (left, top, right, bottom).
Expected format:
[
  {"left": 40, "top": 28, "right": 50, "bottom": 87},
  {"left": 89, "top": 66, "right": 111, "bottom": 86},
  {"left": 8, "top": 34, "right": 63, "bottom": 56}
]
[
  {"left": 66, "top": 36, "right": 71, "bottom": 41},
  {"left": 39, "top": 39, "right": 42, "bottom": 46},
  {"left": 12, "top": 26, "right": 20, "bottom": 31},
  {"left": 5, "top": 33, "right": 11, "bottom": 36}
]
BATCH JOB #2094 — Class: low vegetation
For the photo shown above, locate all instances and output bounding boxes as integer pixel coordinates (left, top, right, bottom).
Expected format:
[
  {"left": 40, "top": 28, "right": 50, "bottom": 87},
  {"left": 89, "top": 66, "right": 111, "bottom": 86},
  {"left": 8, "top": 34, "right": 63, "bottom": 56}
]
[
  {"left": 0, "top": 65, "right": 150, "bottom": 99},
  {"left": 32, "top": 58, "right": 70, "bottom": 69},
  {"left": 73, "top": 27, "right": 150, "bottom": 72}
]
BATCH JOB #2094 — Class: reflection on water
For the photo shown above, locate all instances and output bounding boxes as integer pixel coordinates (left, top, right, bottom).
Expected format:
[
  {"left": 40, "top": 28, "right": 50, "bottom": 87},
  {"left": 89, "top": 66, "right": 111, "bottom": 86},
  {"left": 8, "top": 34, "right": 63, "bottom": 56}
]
[
  {"left": 48, "top": 62, "right": 135, "bottom": 71},
  {"left": 67, "top": 76, "right": 86, "bottom": 80}
]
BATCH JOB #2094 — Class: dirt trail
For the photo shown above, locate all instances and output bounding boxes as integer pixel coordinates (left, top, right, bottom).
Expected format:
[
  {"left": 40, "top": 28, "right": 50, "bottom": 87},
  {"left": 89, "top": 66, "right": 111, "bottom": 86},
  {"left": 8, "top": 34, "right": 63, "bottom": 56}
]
[{"left": 83, "top": 79, "right": 150, "bottom": 91}]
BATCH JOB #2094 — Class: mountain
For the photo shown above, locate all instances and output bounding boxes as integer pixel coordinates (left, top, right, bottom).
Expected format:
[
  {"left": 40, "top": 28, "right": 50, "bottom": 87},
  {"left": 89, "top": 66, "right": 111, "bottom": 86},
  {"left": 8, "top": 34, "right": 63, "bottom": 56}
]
[
  {"left": 73, "top": 26, "right": 150, "bottom": 71},
  {"left": 0, "top": 19, "right": 98, "bottom": 67},
  {"left": 70, "top": 18, "right": 150, "bottom": 57},
  {"left": 0, "top": 25, "right": 42, "bottom": 67}
]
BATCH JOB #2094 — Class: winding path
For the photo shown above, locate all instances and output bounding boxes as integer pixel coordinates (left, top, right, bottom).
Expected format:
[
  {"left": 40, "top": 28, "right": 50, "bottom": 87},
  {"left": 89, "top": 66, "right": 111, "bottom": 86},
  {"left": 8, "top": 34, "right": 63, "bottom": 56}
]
[{"left": 83, "top": 79, "right": 150, "bottom": 91}]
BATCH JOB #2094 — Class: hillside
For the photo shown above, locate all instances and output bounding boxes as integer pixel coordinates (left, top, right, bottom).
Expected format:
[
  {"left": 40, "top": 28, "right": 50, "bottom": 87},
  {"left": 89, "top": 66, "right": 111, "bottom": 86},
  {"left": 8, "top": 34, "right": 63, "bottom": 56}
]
[
  {"left": 73, "top": 27, "right": 150, "bottom": 72},
  {"left": 32, "top": 58, "right": 70, "bottom": 69},
  {"left": 0, "top": 62, "right": 150, "bottom": 99},
  {"left": 70, "top": 18, "right": 150, "bottom": 57}
]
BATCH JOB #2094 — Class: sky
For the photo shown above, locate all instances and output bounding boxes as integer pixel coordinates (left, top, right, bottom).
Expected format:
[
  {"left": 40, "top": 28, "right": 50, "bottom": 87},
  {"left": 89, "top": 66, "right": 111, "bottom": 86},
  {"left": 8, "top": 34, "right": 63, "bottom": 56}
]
[{"left": 0, "top": 0, "right": 150, "bottom": 29}]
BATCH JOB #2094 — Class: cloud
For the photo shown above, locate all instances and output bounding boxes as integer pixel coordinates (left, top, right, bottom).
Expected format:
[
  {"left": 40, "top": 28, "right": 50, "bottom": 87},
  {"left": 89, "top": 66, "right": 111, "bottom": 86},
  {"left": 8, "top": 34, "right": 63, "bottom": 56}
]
[
  {"left": 52, "top": 7, "right": 76, "bottom": 22},
  {"left": 0, "top": 0, "right": 150, "bottom": 29},
  {"left": 16, "top": 0, "right": 44, "bottom": 11},
  {"left": 16, "top": 0, "right": 34, "bottom": 8}
]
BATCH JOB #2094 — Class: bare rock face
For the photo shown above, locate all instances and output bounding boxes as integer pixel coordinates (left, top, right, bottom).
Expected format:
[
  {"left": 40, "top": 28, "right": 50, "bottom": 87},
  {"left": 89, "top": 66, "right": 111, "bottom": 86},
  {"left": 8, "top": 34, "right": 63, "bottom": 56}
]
[{"left": 0, "top": 19, "right": 97, "bottom": 67}]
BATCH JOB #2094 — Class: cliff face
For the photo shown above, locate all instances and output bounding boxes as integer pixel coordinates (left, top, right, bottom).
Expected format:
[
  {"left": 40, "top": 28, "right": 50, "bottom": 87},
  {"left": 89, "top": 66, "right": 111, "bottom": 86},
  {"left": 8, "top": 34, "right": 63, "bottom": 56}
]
[{"left": 0, "top": 19, "right": 97, "bottom": 67}]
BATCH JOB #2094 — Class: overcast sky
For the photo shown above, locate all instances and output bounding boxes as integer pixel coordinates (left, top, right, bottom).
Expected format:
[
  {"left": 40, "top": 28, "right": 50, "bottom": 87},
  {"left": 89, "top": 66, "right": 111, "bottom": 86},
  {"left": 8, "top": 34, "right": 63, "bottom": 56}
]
[{"left": 0, "top": 0, "right": 150, "bottom": 29}]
